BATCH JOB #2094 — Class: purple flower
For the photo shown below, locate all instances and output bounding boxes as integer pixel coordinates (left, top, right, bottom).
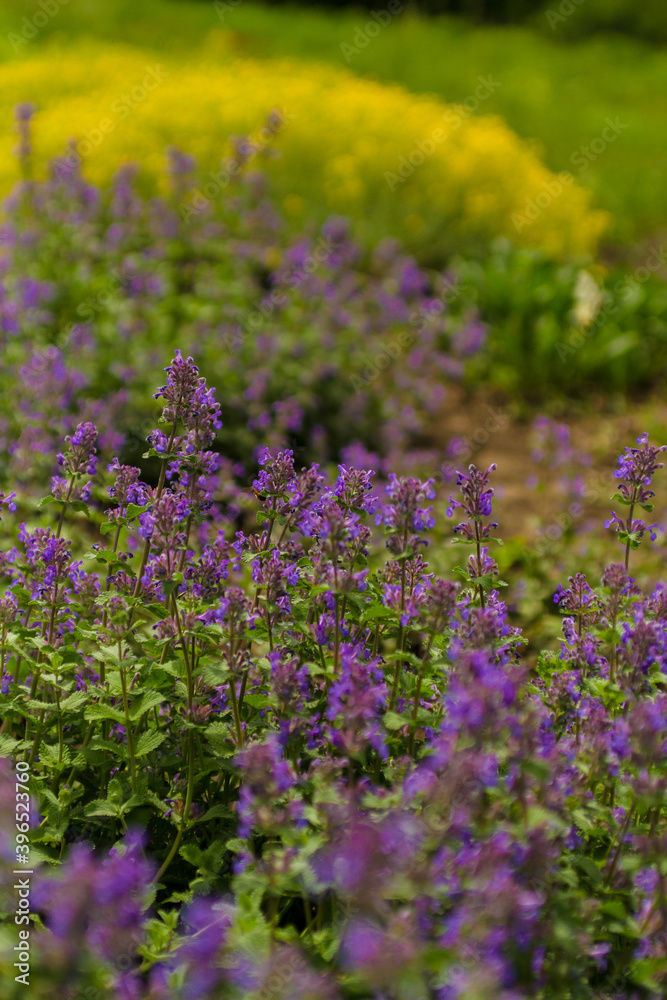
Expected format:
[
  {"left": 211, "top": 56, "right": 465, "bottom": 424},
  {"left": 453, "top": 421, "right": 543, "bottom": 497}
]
[
  {"left": 325, "top": 645, "right": 388, "bottom": 759},
  {"left": 446, "top": 463, "right": 499, "bottom": 543},
  {"left": 605, "top": 433, "right": 665, "bottom": 558},
  {"left": 138, "top": 492, "right": 191, "bottom": 549},
  {"left": 375, "top": 474, "right": 437, "bottom": 553},
  {"left": 0, "top": 490, "right": 17, "bottom": 517},
  {"left": 174, "top": 898, "right": 232, "bottom": 999},
  {"left": 332, "top": 465, "right": 378, "bottom": 514},
  {"left": 107, "top": 458, "right": 147, "bottom": 511},
  {"left": 57, "top": 421, "right": 98, "bottom": 477}
]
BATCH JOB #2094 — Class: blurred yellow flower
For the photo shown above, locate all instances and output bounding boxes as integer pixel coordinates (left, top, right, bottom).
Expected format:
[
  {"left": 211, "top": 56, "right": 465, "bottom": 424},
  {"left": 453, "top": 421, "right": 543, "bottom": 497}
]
[{"left": 0, "top": 42, "right": 608, "bottom": 257}]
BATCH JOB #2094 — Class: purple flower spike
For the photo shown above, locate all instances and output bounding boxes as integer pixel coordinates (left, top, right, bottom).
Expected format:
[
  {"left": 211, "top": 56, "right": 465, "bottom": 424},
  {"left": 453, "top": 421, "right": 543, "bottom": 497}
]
[{"left": 605, "top": 432, "right": 666, "bottom": 563}]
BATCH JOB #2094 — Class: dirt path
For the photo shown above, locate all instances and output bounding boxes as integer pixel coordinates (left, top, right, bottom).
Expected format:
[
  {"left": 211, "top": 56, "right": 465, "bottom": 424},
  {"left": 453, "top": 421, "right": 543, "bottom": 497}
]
[{"left": 433, "top": 387, "right": 667, "bottom": 542}]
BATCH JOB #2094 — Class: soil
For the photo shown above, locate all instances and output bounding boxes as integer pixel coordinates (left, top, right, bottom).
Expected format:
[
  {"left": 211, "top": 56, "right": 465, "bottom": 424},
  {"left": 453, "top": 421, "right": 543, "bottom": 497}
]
[{"left": 432, "top": 386, "right": 667, "bottom": 542}]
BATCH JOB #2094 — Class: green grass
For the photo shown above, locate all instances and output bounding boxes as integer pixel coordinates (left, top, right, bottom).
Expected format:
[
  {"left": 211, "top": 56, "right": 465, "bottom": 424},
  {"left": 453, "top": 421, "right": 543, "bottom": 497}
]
[{"left": 0, "top": 0, "right": 666, "bottom": 248}]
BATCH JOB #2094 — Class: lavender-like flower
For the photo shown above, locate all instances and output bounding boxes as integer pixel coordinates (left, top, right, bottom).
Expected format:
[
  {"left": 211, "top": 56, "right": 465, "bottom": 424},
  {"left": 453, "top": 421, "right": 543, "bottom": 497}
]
[
  {"left": 554, "top": 573, "right": 599, "bottom": 634},
  {"left": 325, "top": 645, "right": 388, "bottom": 760},
  {"left": 0, "top": 490, "right": 17, "bottom": 519},
  {"left": 153, "top": 350, "right": 202, "bottom": 426},
  {"left": 446, "top": 463, "right": 498, "bottom": 540},
  {"left": 51, "top": 421, "right": 98, "bottom": 503},
  {"left": 446, "top": 463, "right": 499, "bottom": 608},
  {"left": 375, "top": 474, "right": 436, "bottom": 554},
  {"left": 253, "top": 447, "right": 296, "bottom": 499},
  {"left": 57, "top": 421, "right": 98, "bottom": 477},
  {"left": 106, "top": 458, "right": 147, "bottom": 516},
  {"left": 605, "top": 432, "right": 666, "bottom": 569}
]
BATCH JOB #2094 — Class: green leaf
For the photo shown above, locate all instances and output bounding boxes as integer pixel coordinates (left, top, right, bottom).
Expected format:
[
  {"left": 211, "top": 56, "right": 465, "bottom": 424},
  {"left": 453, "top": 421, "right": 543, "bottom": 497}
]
[
  {"left": 107, "top": 778, "right": 125, "bottom": 806},
  {"left": 129, "top": 692, "right": 165, "bottom": 721},
  {"left": 600, "top": 899, "right": 628, "bottom": 920},
  {"left": 631, "top": 958, "right": 664, "bottom": 990},
  {"left": 361, "top": 604, "right": 395, "bottom": 621},
  {"left": 85, "top": 799, "right": 119, "bottom": 818},
  {"left": 135, "top": 730, "right": 167, "bottom": 757},
  {"left": 618, "top": 530, "right": 642, "bottom": 550},
  {"left": 384, "top": 710, "right": 409, "bottom": 731},
  {"left": 84, "top": 704, "right": 125, "bottom": 724},
  {"left": 575, "top": 854, "right": 603, "bottom": 886},
  {"left": 205, "top": 722, "right": 236, "bottom": 757},
  {"left": 181, "top": 839, "right": 226, "bottom": 874},
  {"left": 200, "top": 804, "right": 235, "bottom": 822},
  {"left": 384, "top": 650, "right": 423, "bottom": 668},
  {"left": 39, "top": 744, "right": 72, "bottom": 767},
  {"left": 125, "top": 503, "right": 151, "bottom": 519},
  {"left": 60, "top": 690, "right": 89, "bottom": 713},
  {"left": 0, "top": 735, "right": 22, "bottom": 757}
]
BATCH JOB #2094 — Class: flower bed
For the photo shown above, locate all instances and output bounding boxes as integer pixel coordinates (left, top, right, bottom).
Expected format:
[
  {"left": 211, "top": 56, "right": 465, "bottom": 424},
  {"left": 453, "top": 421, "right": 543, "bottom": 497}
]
[{"left": 1, "top": 353, "right": 666, "bottom": 998}]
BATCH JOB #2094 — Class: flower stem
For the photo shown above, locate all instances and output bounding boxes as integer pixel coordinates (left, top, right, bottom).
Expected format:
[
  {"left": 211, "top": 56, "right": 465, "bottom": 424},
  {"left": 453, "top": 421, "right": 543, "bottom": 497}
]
[{"left": 119, "top": 642, "right": 137, "bottom": 793}]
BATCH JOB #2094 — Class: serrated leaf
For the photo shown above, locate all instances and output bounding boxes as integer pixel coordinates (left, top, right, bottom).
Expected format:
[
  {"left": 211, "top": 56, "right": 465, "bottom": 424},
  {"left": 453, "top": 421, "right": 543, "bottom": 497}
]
[
  {"left": 200, "top": 804, "right": 235, "bottom": 822},
  {"left": 84, "top": 704, "right": 126, "bottom": 724},
  {"left": 129, "top": 692, "right": 165, "bottom": 721},
  {"left": 125, "top": 503, "right": 151, "bottom": 518},
  {"left": 384, "top": 710, "right": 409, "bottom": 731},
  {"left": 361, "top": 604, "right": 395, "bottom": 621},
  {"left": 39, "top": 744, "right": 72, "bottom": 767},
  {"left": 575, "top": 854, "right": 603, "bottom": 886},
  {"left": 0, "top": 735, "right": 22, "bottom": 757},
  {"left": 135, "top": 730, "right": 167, "bottom": 757},
  {"left": 205, "top": 722, "right": 235, "bottom": 757},
  {"left": 85, "top": 799, "right": 119, "bottom": 818},
  {"left": 60, "top": 690, "right": 89, "bottom": 713}
]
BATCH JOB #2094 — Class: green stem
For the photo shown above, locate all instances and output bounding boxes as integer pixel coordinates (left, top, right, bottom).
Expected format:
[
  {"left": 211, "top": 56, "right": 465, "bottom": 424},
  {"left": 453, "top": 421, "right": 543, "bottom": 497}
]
[
  {"left": 624, "top": 496, "right": 636, "bottom": 572},
  {"left": 229, "top": 689, "right": 244, "bottom": 745},
  {"left": 119, "top": 644, "right": 137, "bottom": 793},
  {"left": 389, "top": 552, "right": 408, "bottom": 712},
  {"left": 475, "top": 520, "right": 485, "bottom": 610},
  {"left": 64, "top": 720, "right": 96, "bottom": 786},
  {"left": 408, "top": 669, "right": 423, "bottom": 757},
  {"left": 153, "top": 729, "right": 195, "bottom": 885},
  {"left": 604, "top": 799, "right": 635, "bottom": 887},
  {"left": 55, "top": 475, "right": 76, "bottom": 539}
]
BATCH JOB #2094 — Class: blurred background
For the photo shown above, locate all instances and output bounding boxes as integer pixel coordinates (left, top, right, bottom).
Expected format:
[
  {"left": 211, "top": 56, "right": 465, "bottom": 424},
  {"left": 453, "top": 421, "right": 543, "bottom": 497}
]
[{"left": 0, "top": 0, "right": 666, "bottom": 638}]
